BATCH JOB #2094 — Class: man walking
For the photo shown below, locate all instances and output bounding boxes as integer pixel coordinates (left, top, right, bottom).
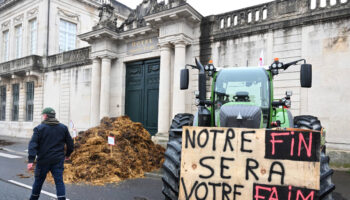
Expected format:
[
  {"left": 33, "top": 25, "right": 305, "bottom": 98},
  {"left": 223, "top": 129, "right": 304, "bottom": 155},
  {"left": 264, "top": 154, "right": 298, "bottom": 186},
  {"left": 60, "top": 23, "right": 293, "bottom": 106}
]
[{"left": 27, "top": 108, "right": 74, "bottom": 200}]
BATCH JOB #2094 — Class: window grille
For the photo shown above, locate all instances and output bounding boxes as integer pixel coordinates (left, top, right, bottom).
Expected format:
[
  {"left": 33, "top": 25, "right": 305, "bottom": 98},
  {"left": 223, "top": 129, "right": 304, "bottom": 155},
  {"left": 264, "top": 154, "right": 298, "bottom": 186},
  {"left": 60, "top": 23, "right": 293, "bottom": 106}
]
[
  {"left": 12, "top": 84, "right": 19, "bottom": 121},
  {"left": 0, "top": 86, "right": 6, "bottom": 121},
  {"left": 26, "top": 82, "right": 34, "bottom": 121}
]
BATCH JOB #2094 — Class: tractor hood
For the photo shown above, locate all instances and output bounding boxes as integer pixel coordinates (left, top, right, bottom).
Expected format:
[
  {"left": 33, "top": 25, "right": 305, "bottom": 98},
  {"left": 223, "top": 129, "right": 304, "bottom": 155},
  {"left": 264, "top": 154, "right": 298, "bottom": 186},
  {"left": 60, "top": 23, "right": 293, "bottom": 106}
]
[{"left": 220, "top": 104, "right": 262, "bottom": 128}]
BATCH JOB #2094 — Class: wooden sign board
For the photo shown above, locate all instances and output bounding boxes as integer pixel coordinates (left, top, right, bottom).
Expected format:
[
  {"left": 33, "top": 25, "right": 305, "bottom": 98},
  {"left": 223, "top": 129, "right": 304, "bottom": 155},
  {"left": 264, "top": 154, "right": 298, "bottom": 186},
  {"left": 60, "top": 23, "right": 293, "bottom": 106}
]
[{"left": 179, "top": 127, "right": 321, "bottom": 200}]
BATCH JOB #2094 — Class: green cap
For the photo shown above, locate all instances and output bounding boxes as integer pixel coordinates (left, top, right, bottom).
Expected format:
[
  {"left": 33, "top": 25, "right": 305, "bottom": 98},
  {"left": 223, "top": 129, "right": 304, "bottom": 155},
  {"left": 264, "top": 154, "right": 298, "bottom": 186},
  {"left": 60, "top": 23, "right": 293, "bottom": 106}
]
[{"left": 42, "top": 107, "right": 56, "bottom": 115}]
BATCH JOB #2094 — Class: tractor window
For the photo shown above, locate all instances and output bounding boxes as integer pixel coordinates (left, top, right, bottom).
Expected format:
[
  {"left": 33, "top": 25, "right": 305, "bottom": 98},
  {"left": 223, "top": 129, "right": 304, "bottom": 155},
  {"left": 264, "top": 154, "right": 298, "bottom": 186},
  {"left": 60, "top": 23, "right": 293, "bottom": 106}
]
[{"left": 214, "top": 67, "right": 270, "bottom": 111}]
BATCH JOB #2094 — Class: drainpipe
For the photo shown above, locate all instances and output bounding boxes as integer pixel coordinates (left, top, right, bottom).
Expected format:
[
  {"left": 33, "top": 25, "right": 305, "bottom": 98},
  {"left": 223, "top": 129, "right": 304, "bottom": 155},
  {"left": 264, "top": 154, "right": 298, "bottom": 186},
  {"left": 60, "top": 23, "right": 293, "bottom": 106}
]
[{"left": 46, "top": 0, "right": 51, "bottom": 56}]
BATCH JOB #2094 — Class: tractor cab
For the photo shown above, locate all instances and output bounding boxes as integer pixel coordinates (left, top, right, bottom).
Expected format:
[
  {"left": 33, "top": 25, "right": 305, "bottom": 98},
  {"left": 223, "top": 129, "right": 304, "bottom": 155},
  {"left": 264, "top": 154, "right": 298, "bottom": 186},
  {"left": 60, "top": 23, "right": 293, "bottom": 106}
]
[
  {"left": 180, "top": 58, "right": 312, "bottom": 129},
  {"left": 214, "top": 67, "right": 270, "bottom": 128}
]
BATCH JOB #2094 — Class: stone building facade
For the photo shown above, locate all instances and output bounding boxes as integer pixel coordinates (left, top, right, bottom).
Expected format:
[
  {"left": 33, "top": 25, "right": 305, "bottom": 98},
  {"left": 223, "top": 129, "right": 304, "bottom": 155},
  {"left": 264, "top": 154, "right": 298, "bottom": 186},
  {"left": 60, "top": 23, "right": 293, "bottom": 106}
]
[
  {"left": 0, "top": 0, "right": 131, "bottom": 136},
  {"left": 0, "top": 0, "right": 349, "bottom": 163}
]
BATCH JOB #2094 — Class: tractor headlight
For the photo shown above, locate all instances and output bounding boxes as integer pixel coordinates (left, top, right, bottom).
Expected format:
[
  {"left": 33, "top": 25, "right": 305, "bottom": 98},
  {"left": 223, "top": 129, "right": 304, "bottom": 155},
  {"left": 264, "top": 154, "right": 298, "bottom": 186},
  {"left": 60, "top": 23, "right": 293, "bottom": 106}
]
[
  {"left": 208, "top": 71, "right": 213, "bottom": 76},
  {"left": 278, "top": 63, "right": 283, "bottom": 68},
  {"left": 286, "top": 91, "right": 293, "bottom": 97},
  {"left": 285, "top": 99, "right": 291, "bottom": 107},
  {"left": 272, "top": 63, "right": 277, "bottom": 68},
  {"left": 194, "top": 91, "right": 200, "bottom": 98},
  {"left": 272, "top": 69, "right": 279, "bottom": 75},
  {"left": 205, "top": 65, "right": 209, "bottom": 71},
  {"left": 195, "top": 99, "right": 201, "bottom": 106},
  {"left": 210, "top": 65, "right": 214, "bottom": 71}
]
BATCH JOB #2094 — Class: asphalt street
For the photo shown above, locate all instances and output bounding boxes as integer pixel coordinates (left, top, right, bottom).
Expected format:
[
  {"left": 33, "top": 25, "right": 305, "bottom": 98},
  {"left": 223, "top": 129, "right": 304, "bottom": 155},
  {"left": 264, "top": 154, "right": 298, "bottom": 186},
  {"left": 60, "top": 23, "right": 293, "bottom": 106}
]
[
  {"left": 0, "top": 136, "right": 163, "bottom": 200},
  {"left": 0, "top": 135, "right": 349, "bottom": 200}
]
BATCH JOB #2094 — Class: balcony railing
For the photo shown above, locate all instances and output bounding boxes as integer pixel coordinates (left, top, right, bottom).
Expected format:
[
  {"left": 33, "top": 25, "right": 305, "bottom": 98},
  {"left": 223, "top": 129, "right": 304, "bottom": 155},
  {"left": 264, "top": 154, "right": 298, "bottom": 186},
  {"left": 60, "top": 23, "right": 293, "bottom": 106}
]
[
  {"left": 0, "top": 55, "right": 43, "bottom": 76},
  {"left": 47, "top": 47, "right": 91, "bottom": 70}
]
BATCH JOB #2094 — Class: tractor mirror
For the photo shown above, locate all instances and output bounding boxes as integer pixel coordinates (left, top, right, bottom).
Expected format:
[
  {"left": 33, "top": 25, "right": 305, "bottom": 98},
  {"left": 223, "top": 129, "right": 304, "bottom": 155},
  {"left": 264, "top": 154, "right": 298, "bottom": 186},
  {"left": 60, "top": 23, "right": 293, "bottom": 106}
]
[
  {"left": 180, "top": 68, "right": 189, "bottom": 90},
  {"left": 300, "top": 64, "right": 312, "bottom": 88}
]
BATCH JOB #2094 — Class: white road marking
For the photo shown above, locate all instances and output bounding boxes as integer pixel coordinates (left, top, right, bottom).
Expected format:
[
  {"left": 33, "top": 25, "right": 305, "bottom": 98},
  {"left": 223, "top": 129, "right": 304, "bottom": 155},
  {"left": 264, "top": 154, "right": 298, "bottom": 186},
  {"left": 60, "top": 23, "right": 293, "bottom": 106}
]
[
  {"left": 8, "top": 180, "right": 70, "bottom": 200},
  {"left": 0, "top": 152, "right": 22, "bottom": 159},
  {"left": 1, "top": 147, "right": 27, "bottom": 156}
]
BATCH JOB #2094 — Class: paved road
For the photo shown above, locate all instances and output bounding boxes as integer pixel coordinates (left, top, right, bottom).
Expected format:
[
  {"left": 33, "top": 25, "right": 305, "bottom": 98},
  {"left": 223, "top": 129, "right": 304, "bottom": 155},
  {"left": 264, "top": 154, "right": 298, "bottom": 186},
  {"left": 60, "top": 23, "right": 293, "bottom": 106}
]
[
  {"left": 0, "top": 135, "right": 349, "bottom": 200},
  {"left": 0, "top": 136, "right": 163, "bottom": 200}
]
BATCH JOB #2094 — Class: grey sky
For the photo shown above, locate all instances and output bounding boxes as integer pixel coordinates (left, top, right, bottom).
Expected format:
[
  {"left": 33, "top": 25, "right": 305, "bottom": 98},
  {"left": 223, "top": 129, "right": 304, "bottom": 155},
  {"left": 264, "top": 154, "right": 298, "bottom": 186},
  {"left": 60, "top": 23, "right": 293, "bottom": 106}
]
[{"left": 117, "top": 0, "right": 272, "bottom": 16}]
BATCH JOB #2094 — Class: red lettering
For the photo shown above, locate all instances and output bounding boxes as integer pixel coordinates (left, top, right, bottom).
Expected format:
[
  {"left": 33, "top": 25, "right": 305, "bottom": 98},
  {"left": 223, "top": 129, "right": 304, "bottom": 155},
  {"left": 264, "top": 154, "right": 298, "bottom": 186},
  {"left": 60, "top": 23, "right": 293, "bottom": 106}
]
[
  {"left": 255, "top": 185, "right": 271, "bottom": 200},
  {"left": 298, "top": 132, "right": 313, "bottom": 157},
  {"left": 270, "top": 132, "right": 290, "bottom": 155},
  {"left": 269, "top": 187, "right": 279, "bottom": 200},
  {"left": 290, "top": 132, "right": 295, "bottom": 156},
  {"left": 296, "top": 190, "right": 315, "bottom": 200},
  {"left": 288, "top": 186, "right": 292, "bottom": 200}
]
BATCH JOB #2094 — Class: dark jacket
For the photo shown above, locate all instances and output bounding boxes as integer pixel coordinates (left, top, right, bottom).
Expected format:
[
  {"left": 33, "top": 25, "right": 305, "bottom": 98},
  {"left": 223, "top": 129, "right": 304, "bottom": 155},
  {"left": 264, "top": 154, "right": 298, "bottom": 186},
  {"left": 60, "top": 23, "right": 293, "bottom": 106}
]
[{"left": 28, "top": 118, "right": 74, "bottom": 164}]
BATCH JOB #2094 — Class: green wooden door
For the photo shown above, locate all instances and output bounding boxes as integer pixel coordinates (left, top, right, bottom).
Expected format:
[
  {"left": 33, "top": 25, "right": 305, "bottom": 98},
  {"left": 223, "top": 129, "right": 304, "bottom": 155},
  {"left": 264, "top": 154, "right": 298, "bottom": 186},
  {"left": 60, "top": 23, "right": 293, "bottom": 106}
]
[{"left": 125, "top": 59, "right": 160, "bottom": 135}]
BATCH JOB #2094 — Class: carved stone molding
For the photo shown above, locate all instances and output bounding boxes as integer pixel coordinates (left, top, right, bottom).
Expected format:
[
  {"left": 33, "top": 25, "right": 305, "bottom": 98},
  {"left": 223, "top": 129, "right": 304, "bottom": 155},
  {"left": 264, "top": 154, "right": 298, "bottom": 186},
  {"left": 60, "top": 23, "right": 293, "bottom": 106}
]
[
  {"left": 57, "top": 7, "right": 80, "bottom": 21},
  {"left": 27, "top": 7, "right": 39, "bottom": 18},
  {"left": 13, "top": 14, "right": 24, "bottom": 25},
  {"left": 159, "top": 33, "right": 193, "bottom": 47},
  {"left": 1, "top": 20, "right": 10, "bottom": 30}
]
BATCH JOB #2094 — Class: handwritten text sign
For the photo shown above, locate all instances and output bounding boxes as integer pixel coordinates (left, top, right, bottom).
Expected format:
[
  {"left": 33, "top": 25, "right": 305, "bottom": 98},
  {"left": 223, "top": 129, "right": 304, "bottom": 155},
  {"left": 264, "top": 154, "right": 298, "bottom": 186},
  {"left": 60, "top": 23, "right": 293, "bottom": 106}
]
[{"left": 179, "top": 127, "right": 321, "bottom": 200}]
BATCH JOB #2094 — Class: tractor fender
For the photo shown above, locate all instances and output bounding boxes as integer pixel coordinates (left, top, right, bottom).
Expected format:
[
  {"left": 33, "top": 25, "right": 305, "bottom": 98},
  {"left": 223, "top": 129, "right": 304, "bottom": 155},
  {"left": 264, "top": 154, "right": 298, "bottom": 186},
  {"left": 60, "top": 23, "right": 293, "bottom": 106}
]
[{"left": 273, "top": 108, "right": 294, "bottom": 128}]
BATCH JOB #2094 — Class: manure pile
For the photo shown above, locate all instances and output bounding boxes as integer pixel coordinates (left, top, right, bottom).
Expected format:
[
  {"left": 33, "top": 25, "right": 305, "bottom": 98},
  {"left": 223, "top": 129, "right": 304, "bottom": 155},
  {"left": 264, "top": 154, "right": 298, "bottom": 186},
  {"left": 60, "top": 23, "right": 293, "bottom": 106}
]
[{"left": 62, "top": 116, "right": 165, "bottom": 185}]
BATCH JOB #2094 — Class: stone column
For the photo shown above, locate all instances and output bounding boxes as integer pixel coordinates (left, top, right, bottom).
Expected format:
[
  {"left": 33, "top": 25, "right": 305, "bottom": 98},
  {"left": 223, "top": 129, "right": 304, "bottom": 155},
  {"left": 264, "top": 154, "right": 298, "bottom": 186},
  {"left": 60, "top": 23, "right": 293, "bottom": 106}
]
[
  {"left": 157, "top": 43, "right": 172, "bottom": 133},
  {"left": 172, "top": 41, "right": 187, "bottom": 117},
  {"left": 100, "top": 57, "right": 111, "bottom": 119},
  {"left": 90, "top": 58, "right": 101, "bottom": 126}
]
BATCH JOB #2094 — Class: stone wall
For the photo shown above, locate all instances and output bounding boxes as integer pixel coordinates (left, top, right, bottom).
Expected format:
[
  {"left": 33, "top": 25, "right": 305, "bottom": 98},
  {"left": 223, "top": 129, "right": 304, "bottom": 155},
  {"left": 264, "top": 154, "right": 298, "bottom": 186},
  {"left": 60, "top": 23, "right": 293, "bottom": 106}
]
[
  {"left": 198, "top": 0, "right": 350, "bottom": 151},
  {"left": 44, "top": 47, "right": 92, "bottom": 131},
  {"left": 43, "top": 65, "right": 92, "bottom": 132}
]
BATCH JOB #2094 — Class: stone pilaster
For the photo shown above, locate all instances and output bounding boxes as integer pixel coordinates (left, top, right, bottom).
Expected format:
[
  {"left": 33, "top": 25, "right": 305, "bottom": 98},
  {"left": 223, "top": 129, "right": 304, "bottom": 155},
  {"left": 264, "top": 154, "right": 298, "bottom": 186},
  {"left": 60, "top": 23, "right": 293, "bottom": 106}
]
[
  {"left": 157, "top": 43, "right": 172, "bottom": 134},
  {"left": 172, "top": 41, "right": 187, "bottom": 117},
  {"left": 90, "top": 58, "right": 101, "bottom": 126},
  {"left": 99, "top": 57, "right": 111, "bottom": 119}
]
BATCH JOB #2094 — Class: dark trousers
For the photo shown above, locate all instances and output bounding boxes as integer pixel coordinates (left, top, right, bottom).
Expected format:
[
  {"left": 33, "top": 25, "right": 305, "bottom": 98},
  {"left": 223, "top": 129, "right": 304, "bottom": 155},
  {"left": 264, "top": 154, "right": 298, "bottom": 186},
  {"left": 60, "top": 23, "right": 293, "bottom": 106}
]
[{"left": 29, "top": 160, "right": 66, "bottom": 200}]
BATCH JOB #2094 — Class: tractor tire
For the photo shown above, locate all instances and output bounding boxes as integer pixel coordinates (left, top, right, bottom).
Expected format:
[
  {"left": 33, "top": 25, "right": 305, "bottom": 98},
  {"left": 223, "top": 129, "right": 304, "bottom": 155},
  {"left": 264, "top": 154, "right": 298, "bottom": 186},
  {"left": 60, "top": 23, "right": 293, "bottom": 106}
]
[
  {"left": 294, "top": 115, "right": 335, "bottom": 200},
  {"left": 162, "top": 114, "right": 194, "bottom": 200}
]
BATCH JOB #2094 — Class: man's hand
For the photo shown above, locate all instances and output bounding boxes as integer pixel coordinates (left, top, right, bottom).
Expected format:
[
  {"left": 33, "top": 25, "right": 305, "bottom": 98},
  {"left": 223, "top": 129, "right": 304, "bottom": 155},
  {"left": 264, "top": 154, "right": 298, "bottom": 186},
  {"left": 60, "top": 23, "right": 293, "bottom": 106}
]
[{"left": 27, "top": 163, "right": 34, "bottom": 171}]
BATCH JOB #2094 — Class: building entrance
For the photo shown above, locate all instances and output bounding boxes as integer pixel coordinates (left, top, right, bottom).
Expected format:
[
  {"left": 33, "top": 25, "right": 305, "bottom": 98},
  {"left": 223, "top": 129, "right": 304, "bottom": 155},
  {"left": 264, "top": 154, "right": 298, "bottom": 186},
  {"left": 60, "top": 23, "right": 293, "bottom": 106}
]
[{"left": 125, "top": 58, "right": 160, "bottom": 136}]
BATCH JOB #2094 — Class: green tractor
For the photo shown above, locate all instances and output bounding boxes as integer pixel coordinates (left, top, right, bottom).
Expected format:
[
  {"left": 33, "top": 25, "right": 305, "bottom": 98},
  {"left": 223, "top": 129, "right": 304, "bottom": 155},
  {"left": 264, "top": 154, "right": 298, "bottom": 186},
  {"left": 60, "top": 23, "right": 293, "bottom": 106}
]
[{"left": 162, "top": 58, "right": 335, "bottom": 199}]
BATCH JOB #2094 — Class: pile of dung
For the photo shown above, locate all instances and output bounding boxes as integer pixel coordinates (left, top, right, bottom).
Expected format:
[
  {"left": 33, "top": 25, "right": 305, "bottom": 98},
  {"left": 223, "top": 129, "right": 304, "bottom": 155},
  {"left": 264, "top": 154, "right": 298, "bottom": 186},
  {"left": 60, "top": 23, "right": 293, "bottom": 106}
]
[{"left": 61, "top": 116, "right": 165, "bottom": 185}]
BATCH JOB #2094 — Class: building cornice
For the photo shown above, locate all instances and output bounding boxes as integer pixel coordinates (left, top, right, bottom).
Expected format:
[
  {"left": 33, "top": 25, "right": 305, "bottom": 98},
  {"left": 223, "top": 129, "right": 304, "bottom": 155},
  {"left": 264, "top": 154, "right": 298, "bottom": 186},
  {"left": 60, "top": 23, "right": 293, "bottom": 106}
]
[
  {"left": 0, "top": 0, "right": 22, "bottom": 12},
  {"left": 79, "top": 27, "right": 119, "bottom": 42},
  {"left": 144, "top": 3, "right": 202, "bottom": 26}
]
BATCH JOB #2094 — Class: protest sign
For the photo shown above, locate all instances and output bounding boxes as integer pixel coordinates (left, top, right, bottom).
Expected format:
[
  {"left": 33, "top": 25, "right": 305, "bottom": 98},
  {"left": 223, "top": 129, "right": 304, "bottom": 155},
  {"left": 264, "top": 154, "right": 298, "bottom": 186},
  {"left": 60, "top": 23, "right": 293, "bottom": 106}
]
[{"left": 179, "top": 127, "right": 321, "bottom": 200}]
